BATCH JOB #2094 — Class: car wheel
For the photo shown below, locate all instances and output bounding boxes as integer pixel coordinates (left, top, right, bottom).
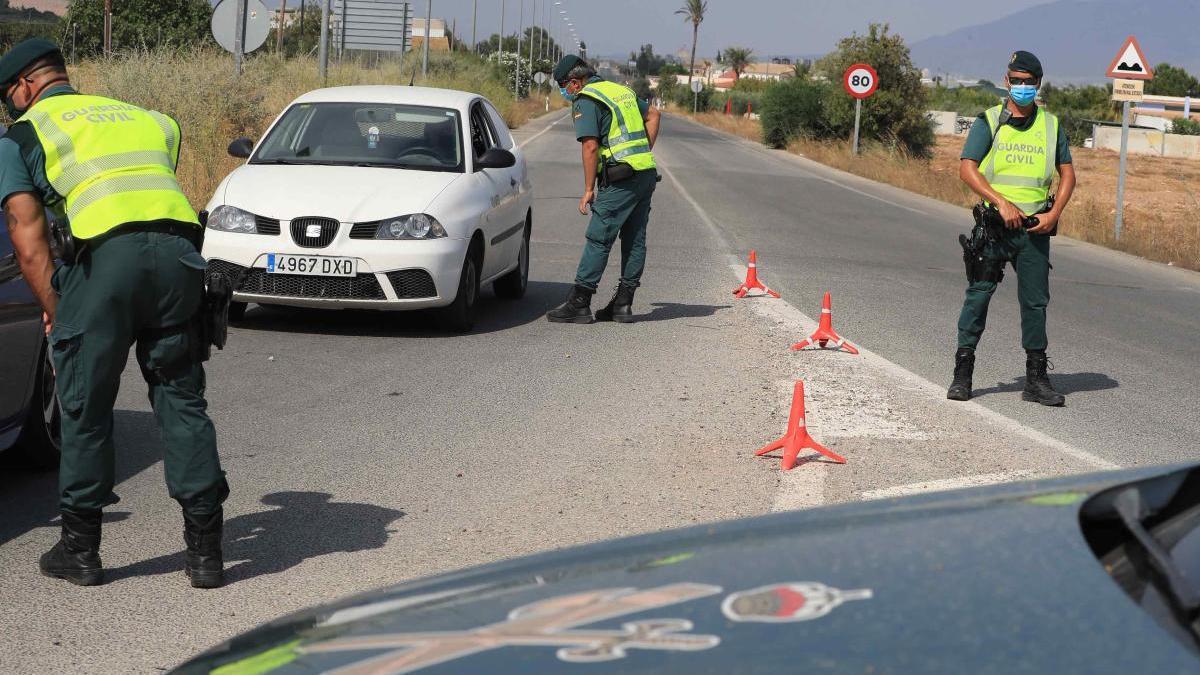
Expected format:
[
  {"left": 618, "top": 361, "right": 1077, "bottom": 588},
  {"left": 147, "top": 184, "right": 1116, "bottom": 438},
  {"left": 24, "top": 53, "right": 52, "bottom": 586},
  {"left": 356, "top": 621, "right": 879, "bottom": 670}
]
[
  {"left": 12, "top": 340, "right": 62, "bottom": 470},
  {"left": 494, "top": 220, "right": 530, "bottom": 300},
  {"left": 440, "top": 251, "right": 479, "bottom": 332},
  {"left": 228, "top": 301, "right": 247, "bottom": 322}
]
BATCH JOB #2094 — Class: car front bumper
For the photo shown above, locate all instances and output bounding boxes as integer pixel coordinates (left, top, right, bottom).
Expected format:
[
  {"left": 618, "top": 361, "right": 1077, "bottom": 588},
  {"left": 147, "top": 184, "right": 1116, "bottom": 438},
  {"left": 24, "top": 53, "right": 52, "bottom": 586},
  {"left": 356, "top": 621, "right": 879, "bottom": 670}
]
[{"left": 201, "top": 228, "right": 467, "bottom": 311}]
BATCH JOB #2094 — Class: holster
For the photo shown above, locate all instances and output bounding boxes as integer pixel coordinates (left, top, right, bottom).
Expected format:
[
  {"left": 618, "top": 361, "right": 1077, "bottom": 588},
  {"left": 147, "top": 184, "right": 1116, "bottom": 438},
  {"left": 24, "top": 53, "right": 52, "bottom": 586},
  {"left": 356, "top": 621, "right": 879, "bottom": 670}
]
[
  {"left": 960, "top": 206, "right": 1006, "bottom": 285},
  {"left": 48, "top": 217, "right": 79, "bottom": 264},
  {"left": 196, "top": 272, "right": 234, "bottom": 362},
  {"left": 599, "top": 162, "right": 635, "bottom": 188}
]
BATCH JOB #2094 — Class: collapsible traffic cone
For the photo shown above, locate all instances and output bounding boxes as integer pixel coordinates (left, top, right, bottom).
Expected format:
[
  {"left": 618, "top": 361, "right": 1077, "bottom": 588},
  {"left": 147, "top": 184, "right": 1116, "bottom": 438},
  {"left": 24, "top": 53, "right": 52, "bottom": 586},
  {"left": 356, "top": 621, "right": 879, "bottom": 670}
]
[
  {"left": 756, "top": 381, "right": 846, "bottom": 470},
  {"left": 733, "top": 250, "right": 781, "bottom": 299},
  {"left": 790, "top": 292, "right": 859, "bottom": 355}
]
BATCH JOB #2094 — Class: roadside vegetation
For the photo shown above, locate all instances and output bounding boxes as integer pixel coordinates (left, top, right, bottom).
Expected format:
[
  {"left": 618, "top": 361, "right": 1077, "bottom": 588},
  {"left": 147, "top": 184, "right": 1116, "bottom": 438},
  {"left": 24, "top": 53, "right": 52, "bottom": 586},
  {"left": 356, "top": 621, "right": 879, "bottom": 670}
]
[{"left": 30, "top": 49, "right": 560, "bottom": 210}]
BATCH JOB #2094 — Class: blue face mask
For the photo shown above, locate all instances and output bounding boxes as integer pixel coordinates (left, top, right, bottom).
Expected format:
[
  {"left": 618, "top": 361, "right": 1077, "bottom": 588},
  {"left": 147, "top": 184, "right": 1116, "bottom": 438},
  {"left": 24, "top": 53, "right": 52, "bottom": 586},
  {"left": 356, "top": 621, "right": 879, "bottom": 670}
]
[
  {"left": 1010, "top": 84, "right": 1038, "bottom": 106},
  {"left": 559, "top": 86, "right": 575, "bottom": 102}
]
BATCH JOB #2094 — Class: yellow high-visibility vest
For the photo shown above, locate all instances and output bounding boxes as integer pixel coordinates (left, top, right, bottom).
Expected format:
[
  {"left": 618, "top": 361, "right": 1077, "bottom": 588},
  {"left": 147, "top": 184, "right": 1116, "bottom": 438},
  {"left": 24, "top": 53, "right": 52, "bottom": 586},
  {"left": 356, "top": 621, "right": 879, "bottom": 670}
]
[
  {"left": 578, "top": 80, "right": 657, "bottom": 172},
  {"left": 20, "top": 93, "right": 199, "bottom": 239},
  {"left": 979, "top": 103, "right": 1059, "bottom": 216}
]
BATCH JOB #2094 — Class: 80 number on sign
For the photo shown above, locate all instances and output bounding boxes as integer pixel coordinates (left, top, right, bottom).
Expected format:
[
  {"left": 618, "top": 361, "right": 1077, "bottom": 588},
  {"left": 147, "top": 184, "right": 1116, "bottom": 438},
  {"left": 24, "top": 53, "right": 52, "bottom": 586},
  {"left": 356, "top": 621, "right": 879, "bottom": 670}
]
[{"left": 843, "top": 64, "right": 879, "bottom": 99}]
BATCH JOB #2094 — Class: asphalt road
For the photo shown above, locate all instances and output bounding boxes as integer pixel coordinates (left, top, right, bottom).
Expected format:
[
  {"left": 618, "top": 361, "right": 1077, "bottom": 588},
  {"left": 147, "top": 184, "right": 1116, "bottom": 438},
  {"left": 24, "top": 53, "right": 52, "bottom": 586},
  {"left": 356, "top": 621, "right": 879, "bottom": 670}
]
[{"left": 0, "top": 110, "right": 1196, "bottom": 673}]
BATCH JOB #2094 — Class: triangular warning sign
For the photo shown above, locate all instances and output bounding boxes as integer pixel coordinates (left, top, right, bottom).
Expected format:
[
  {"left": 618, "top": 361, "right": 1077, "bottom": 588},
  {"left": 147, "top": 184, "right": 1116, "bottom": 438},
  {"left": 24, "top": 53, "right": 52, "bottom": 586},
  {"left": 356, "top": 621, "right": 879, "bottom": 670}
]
[{"left": 1106, "top": 36, "right": 1153, "bottom": 80}]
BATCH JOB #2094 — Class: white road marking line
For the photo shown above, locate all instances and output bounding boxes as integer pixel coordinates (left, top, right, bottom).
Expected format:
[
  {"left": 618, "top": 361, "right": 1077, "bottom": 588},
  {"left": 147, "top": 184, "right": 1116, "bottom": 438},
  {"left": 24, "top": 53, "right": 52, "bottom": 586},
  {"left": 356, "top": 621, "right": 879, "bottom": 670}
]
[
  {"left": 660, "top": 152, "right": 1118, "bottom": 512},
  {"left": 518, "top": 110, "right": 570, "bottom": 149},
  {"left": 861, "top": 472, "right": 1031, "bottom": 501}
]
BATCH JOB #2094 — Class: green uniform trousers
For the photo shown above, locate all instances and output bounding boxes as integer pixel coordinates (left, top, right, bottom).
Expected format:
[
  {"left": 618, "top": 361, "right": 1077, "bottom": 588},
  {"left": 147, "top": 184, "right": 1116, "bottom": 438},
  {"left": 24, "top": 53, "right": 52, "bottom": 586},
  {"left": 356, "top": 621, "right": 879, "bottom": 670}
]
[
  {"left": 49, "top": 230, "right": 227, "bottom": 515},
  {"left": 574, "top": 168, "right": 657, "bottom": 290},
  {"left": 957, "top": 228, "right": 1051, "bottom": 351}
]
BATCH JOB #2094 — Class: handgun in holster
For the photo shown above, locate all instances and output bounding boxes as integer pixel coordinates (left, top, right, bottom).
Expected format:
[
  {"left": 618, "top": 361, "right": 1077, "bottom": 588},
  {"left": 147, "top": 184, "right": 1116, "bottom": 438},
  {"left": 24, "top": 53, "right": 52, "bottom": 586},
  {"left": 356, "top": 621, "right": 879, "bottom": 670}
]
[
  {"left": 959, "top": 205, "right": 1006, "bottom": 285},
  {"left": 48, "top": 216, "right": 80, "bottom": 263}
]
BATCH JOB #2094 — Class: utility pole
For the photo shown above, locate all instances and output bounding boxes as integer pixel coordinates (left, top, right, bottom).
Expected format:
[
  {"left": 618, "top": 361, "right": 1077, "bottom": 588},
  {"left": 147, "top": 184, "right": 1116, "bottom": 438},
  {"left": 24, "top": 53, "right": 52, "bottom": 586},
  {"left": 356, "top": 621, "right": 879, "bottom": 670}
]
[
  {"left": 471, "top": 0, "right": 477, "bottom": 55},
  {"left": 515, "top": 0, "right": 523, "bottom": 100},
  {"left": 103, "top": 0, "right": 112, "bottom": 56},
  {"left": 276, "top": 0, "right": 286, "bottom": 54},
  {"left": 529, "top": 0, "right": 536, "bottom": 70},
  {"left": 421, "top": 0, "right": 431, "bottom": 77},
  {"left": 319, "top": 0, "right": 330, "bottom": 80}
]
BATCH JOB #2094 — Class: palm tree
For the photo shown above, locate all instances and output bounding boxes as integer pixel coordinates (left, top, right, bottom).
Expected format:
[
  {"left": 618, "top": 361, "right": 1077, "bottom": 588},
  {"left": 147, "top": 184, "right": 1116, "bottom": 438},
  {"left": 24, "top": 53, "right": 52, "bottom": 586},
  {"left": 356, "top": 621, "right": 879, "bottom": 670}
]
[
  {"left": 675, "top": 0, "right": 707, "bottom": 87},
  {"left": 724, "top": 46, "right": 753, "bottom": 80}
]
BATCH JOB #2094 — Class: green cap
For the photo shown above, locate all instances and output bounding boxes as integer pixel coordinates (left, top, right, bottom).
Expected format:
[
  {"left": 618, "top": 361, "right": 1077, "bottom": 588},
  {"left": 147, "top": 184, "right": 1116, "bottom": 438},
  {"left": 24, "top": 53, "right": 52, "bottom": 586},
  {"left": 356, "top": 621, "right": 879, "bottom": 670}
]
[
  {"left": 1007, "top": 50, "right": 1043, "bottom": 79},
  {"left": 0, "top": 38, "right": 61, "bottom": 87},
  {"left": 553, "top": 54, "right": 587, "bottom": 84}
]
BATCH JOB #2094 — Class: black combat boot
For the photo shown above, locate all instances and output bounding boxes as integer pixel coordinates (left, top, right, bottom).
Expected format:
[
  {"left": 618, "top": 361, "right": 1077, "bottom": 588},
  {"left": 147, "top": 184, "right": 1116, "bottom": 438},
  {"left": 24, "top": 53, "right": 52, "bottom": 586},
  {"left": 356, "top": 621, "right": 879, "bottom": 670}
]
[
  {"left": 946, "top": 348, "right": 975, "bottom": 401},
  {"left": 183, "top": 509, "right": 224, "bottom": 589},
  {"left": 546, "top": 285, "right": 595, "bottom": 324},
  {"left": 39, "top": 509, "right": 104, "bottom": 586},
  {"left": 1023, "top": 350, "right": 1065, "bottom": 407},
  {"left": 594, "top": 283, "right": 637, "bottom": 323}
]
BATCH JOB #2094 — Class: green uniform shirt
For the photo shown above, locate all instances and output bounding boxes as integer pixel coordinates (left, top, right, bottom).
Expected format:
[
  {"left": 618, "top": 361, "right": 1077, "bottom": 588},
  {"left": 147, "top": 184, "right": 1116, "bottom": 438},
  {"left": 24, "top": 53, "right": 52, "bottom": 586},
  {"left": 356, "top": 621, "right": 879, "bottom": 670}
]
[
  {"left": 0, "top": 83, "right": 78, "bottom": 211},
  {"left": 572, "top": 76, "right": 651, "bottom": 144},
  {"left": 960, "top": 105, "right": 1072, "bottom": 165}
]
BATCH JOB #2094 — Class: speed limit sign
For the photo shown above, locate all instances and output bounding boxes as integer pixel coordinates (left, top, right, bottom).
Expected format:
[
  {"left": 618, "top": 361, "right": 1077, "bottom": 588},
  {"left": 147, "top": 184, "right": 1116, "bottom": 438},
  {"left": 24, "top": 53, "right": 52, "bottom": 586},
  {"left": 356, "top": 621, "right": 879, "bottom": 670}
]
[{"left": 843, "top": 63, "right": 879, "bottom": 99}]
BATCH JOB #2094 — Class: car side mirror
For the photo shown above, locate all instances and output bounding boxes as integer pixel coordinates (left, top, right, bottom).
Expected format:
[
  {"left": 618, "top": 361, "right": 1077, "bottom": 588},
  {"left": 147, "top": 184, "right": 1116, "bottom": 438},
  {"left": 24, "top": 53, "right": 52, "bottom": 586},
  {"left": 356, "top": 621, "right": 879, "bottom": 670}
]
[
  {"left": 476, "top": 147, "right": 516, "bottom": 170},
  {"left": 227, "top": 137, "right": 254, "bottom": 159}
]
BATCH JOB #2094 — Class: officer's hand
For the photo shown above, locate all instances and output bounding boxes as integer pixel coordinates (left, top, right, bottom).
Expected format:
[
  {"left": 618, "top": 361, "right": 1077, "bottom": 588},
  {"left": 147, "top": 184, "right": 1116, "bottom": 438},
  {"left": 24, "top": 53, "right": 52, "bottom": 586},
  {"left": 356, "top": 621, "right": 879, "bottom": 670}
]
[
  {"left": 1027, "top": 211, "right": 1058, "bottom": 235},
  {"left": 578, "top": 189, "right": 595, "bottom": 216},
  {"left": 998, "top": 200, "right": 1025, "bottom": 229},
  {"left": 42, "top": 310, "right": 53, "bottom": 336}
]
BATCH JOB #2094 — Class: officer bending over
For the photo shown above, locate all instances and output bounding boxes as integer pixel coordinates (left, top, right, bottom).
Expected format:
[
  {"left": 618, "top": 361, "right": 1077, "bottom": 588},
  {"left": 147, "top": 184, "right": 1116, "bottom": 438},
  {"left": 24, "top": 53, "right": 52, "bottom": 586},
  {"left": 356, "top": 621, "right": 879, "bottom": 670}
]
[
  {"left": 1, "top": 39, "right": 229, "bottom": 587},
  {"left": 547, "top": 55, "right": 660, "bottom": 324},
  {"left": 949, "top": 50, "right": 1076, "bottom": 406}
]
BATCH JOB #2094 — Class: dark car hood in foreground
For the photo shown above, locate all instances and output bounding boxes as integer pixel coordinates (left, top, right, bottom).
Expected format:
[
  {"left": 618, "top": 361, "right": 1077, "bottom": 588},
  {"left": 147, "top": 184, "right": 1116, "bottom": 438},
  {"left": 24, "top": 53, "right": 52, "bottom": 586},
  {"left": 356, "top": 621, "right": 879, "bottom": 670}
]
[{"left": 176, "top": 465, "right": 1200, "bottom": 674}]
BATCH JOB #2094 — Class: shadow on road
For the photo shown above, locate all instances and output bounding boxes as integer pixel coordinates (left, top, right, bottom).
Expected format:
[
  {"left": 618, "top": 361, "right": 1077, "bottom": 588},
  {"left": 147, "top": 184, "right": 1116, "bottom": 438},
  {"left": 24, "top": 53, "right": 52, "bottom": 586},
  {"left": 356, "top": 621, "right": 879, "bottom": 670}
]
[
  {"left": 106, "top": 491, "right": 404, "bottom": 585},
  {"left": 0, "top": 410, "right": 161, "bottom": 548},
  {"left": 231, "top": 280, "right": 572, "bottom": 338},
  {"left": 972, "top": 372, "right": 1119, "bottom": 398},
  {"left": 638, "top": 302, "right": 731, "bottom": 322}
]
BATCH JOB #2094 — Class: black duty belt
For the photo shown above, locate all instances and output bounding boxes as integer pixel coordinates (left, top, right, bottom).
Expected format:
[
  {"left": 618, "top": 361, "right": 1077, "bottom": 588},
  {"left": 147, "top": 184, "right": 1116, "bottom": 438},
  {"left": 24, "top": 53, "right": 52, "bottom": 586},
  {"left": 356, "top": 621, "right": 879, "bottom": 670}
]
[{"left": 87, "top": 221, "right": 203, "bottom": 249}]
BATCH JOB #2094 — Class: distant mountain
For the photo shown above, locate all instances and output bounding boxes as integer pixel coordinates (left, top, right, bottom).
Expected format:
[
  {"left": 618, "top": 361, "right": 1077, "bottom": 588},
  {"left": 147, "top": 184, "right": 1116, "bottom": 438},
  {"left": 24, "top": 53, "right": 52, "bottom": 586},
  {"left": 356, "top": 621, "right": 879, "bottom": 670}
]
[{"left": 909, "top": 0, "right": 1200, "bottom": 84}]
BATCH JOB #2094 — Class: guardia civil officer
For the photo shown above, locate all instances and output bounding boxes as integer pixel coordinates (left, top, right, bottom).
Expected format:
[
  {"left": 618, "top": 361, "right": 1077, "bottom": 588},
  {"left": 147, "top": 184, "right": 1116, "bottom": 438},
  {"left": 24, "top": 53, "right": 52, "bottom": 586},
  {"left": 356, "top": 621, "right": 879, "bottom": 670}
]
[
  {"left": 546, "top": 55, "right": 660, "bottom": 323},
  {"left": 948, "top": 51, "right": 1076, "bottom": 406},
  {"left": 0, "top": 40, "right": 228, "bottom": 587}
]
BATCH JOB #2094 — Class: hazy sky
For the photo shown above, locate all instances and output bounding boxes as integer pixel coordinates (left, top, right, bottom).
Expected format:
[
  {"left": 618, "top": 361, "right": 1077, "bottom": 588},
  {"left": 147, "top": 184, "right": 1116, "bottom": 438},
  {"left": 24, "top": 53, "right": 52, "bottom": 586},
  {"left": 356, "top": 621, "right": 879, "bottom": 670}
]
[{"left": 385, "top": 0, "right": 1059, "bottom": 58}]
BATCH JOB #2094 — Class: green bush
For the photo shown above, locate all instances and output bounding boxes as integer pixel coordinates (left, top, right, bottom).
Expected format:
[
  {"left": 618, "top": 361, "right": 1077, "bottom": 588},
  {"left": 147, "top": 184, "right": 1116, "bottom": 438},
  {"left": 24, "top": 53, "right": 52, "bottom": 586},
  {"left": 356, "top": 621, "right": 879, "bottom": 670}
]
[
  {"left": 815, "top": 24, "right": 934, "bottom": 156},
  {"left": 927, "top": 85, "right": 1002, "bottom": 117},
  {"left": 1173, "top": 118, "right": 1200, "bottom": 135},
  {"left": 671, "top": 83, "right": 717, "bottom": 112},
  {"left": 731, "top": 77, "right": 771, "bottom": 93},
  {"left": 725, "top": 90, "right": 762, "bottom": 116},
  {"left": 759, "top": 78, "right": 831, "bottom": 148},
  {"left": 630, "top": 77, "right": 652, "bottom": 101}
]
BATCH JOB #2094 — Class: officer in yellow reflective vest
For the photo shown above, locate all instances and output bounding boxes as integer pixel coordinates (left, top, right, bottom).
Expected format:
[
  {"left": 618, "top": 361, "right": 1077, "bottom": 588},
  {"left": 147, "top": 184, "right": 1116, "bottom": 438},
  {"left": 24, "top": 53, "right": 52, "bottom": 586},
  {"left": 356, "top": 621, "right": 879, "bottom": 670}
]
[
  {"left": 547, "top": 55, "right": 660, "bottom": 323},
  {"left": 949, "top": 50, "right": 1076, "bottom": 406},
  {"left": 0, "top": 40, "right": 228, "bottom": 587}
]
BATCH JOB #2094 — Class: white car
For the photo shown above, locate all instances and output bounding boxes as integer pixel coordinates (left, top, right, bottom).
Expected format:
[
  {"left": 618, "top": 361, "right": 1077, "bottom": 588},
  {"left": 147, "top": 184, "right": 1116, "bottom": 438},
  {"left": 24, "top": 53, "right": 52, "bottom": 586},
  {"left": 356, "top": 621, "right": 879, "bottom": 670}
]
[{"left": 201, "top": 86, "right": 533, "bottom": 331}]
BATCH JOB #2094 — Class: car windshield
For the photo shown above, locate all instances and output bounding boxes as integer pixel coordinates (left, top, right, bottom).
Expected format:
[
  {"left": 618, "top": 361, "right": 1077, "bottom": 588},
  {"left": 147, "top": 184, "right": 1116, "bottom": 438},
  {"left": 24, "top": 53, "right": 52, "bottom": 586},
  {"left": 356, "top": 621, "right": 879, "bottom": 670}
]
[{"left": 252, "top": 102, "right": 464, "bottom": 172}]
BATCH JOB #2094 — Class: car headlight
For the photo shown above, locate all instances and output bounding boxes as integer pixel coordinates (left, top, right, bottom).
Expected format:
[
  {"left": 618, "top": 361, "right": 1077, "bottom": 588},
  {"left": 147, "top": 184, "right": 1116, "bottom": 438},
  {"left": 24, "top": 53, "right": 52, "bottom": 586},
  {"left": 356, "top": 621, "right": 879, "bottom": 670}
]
[
  {"left": 207, "top": 205, "right": 258, "bottom": 234},
  {"left": 375, "top": 214, "right": 447, "bottom": 240}
]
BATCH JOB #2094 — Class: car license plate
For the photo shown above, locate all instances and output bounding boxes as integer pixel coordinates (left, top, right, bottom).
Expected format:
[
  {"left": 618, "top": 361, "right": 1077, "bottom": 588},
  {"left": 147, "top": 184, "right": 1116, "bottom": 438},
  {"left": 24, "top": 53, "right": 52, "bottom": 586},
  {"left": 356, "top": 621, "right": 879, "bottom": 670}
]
[{"left": 266, "top": 253, "right": 357, "bottom": 277}]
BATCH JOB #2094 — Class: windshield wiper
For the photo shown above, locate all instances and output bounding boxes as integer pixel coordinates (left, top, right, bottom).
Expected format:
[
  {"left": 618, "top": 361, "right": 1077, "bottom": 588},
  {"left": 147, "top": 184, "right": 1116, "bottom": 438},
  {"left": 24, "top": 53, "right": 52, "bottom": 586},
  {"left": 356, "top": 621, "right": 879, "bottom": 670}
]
[{"left": 1114, "top": 488, "right": 1200, "bottom": 620}]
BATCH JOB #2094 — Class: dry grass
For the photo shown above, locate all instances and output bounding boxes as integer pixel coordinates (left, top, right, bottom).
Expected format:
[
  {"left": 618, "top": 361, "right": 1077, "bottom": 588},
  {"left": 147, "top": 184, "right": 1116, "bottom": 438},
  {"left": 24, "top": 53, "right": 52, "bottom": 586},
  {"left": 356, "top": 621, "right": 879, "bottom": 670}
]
[
  {"left": 63, "top": 49, "right": 563, "bottom": 209},
  {"left": 681, "top": 111, "right": 1200, "bottom": 271}
]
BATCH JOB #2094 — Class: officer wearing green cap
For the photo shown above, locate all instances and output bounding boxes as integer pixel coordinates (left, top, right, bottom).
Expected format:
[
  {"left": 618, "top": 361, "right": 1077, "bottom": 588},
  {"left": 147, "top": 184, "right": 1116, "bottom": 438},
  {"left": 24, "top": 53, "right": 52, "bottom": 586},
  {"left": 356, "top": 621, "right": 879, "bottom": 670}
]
[
  {"left": 948, "top": 50, "right": 1076, "bottom": 406},
  {"left": 546, "top": 54, "right": 661, "bottom": 323},
  {"left": 0, "top": 39, "right": 228, "bottom": 587}
]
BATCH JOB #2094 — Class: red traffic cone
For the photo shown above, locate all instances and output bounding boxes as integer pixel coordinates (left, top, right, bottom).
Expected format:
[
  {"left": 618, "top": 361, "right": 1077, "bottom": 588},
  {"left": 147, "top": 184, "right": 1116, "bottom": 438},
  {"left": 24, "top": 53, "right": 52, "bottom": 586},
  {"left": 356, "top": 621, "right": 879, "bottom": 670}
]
[
  {"left": 733, "top": 250, "right": 781, "bottom": 299},
  {"left": 725, "top": 98, "right": 732, "bottom": 115},
  {"left": 790, "top": 292, "right": 859, "bottom": 355},
  {"left": 756, "top": 381, "right": 846, "bottom": 470}
]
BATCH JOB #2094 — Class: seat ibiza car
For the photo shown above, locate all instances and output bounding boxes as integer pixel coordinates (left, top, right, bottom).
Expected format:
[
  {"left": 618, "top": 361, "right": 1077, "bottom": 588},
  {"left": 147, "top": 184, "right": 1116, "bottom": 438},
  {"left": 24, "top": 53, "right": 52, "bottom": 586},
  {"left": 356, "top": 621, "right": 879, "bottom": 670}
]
[{"left": 202, "top": 86, "right": 533, "bottom": 331}]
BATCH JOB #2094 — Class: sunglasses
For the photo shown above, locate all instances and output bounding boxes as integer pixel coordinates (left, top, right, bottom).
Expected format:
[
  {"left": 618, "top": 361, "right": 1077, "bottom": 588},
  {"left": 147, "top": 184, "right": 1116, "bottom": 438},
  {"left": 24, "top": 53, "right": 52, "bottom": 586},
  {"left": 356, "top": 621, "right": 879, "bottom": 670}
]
[{"left": 1008, "top": 76, "right": 1039, "bottom": 86}]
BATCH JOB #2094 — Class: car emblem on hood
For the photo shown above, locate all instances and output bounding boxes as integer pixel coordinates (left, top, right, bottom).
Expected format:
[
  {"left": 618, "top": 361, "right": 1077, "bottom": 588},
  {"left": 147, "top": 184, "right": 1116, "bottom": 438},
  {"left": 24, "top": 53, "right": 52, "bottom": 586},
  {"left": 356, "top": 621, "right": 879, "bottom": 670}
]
[
  {"left": 721, "top": 582, "right": 873, "bottom": 623},
  {"left": 306, "top": 224, "right": 322, "bottom": 238},
  {"left": 299, "top": 583, "right": 723, "bottom": 674}
]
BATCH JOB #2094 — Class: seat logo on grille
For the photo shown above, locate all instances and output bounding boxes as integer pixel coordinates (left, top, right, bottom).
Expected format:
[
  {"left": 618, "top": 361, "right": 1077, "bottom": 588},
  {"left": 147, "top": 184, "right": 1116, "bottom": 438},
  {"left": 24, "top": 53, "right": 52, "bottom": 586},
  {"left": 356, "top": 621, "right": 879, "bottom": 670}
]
[{"left": 305, "top": 224, "right": 322, "bottom": 238}]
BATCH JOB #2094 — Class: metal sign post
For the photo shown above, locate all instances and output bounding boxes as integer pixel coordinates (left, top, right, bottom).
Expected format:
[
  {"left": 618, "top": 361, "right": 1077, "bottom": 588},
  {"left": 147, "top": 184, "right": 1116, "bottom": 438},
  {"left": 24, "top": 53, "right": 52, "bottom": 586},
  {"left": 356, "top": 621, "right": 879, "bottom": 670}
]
[
  {"left": 233, "top": 0, "right": 247, "bottom": 75},
  {"left": 842, "top": 63, "right": 878, "bottom": 156},
  {"left": 691, "top": 77, "right": 702, "bottom": 113},
  {"left": 1106, "top": 36, "right": 1154, "bottom": 241},
  {"left": 319, "top": 0, "right": 330, "bottom": 80},
  {"left": 421, "top": 0, "right": 431, "bottom": 77}
]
